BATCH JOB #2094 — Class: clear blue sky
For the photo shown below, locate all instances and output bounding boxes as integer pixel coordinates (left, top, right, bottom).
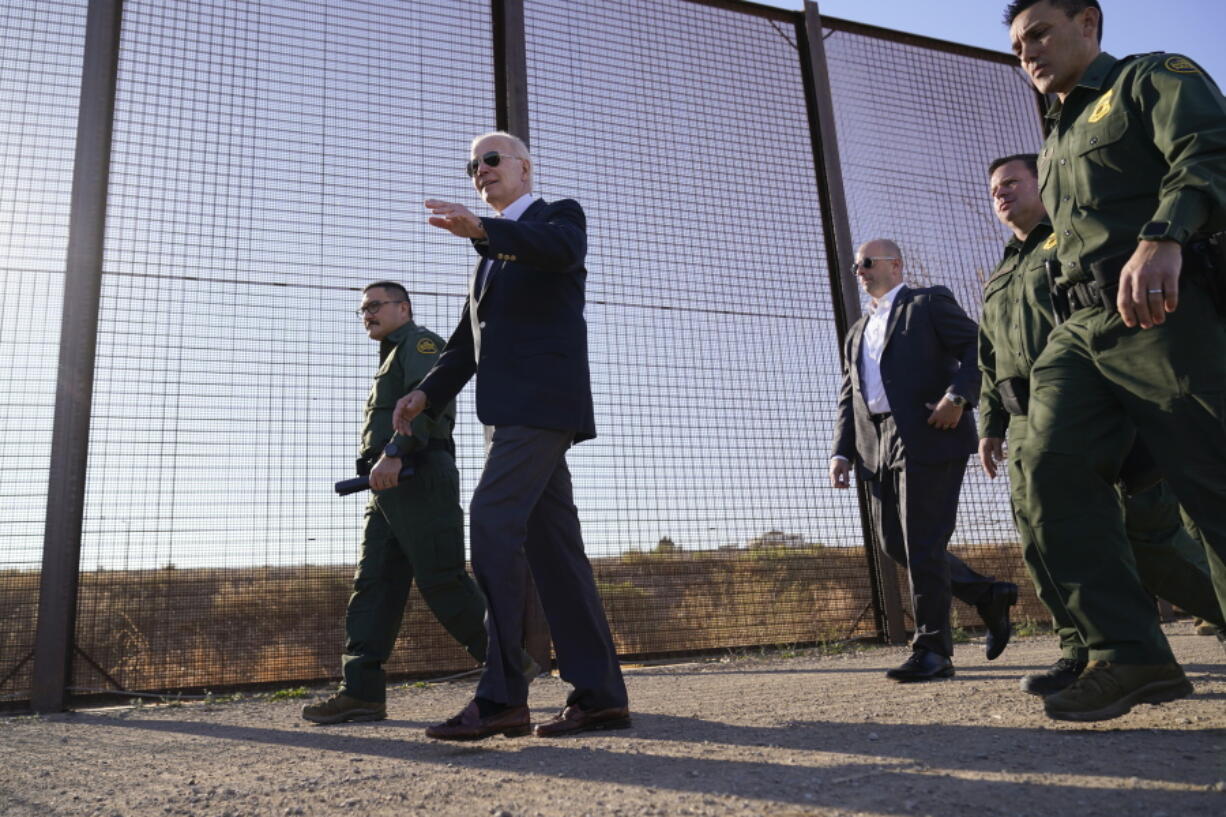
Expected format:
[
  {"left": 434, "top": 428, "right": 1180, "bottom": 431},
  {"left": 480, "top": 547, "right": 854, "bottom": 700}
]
[{"left": 767, "top": 0, "right": 1226, "bottom": 86}]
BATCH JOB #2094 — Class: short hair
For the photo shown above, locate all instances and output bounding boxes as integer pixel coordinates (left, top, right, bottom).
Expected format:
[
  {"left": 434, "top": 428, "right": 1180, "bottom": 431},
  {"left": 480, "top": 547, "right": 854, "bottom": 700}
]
[
  {"left": 988, "top": 153, "right": 1039, "bottom": 178},
  {"left": 1003, "top": 0, "right": 1103, "bottom": 43},
  {"left": 471, "top": 130, "right": 533, "bottom": 185},
  {"left": 363, "top": 281, "right": 412, "bottom": 316}
]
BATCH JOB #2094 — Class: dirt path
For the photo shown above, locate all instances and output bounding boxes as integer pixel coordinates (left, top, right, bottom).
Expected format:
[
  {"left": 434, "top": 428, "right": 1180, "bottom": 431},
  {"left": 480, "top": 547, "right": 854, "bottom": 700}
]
[{"left": 3, "top": 622, "right": 1224, "bottom": 817}]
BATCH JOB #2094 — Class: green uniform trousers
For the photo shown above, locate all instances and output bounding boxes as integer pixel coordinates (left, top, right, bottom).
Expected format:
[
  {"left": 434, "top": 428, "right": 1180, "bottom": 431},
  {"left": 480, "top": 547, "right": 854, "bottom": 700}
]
[
  {"left": 340, "top": 449, "right": 488, "bottom": 702},
  {"left": 1022, "top": 285, "right": 1226, "bottom": 664},
  {"left": 1008, "top": 414, "right": 1225, "bottom": 660}
]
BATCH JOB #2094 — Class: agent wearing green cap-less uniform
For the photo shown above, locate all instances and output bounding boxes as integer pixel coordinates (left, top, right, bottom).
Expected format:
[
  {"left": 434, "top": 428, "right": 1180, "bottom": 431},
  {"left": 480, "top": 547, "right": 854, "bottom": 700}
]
[
  {"left": 302, "top": 281, "right": 489, "bottom": 724},
  {"left": 1006, "top": 0, "right": 1226, "bottom": 722},
  {"left": 978, "top": 153, "right": 1226, "bottom": 699}
]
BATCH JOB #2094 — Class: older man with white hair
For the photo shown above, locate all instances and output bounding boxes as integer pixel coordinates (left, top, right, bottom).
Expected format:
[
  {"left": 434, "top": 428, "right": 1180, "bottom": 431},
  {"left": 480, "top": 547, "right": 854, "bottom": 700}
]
[{"left": 394, "top": 131, "right": 630, "bottom": 741}]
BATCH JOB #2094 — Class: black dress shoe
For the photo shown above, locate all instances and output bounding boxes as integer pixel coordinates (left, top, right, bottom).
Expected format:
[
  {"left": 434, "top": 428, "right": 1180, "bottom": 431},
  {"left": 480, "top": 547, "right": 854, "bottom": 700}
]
[
  {"left": 425, "top": 700, "right": 532, "bottom": 741},
  {"left": 978, "top": 581, "right": 1018, "bottom": 660},
  {"left": 533, "top": 705, "right": 632, "bottom": 737},
  {"left": 886, "top": 649, "right": 954, "bottom": 682},
  {"left": 1020, "top": 657, "right": 1087, "bottom": 697}
]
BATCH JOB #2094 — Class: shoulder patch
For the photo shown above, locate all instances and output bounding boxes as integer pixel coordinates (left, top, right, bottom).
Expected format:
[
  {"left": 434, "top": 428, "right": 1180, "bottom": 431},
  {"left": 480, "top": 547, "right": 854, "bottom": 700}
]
[
  {"left": 1164, "top": 56, "right": 1201, "bottom": 75},
  {"left": 415, "top": 337, "right": 438, "bottom": 355},
  {"left": 1042, "top": 234, "right": 1058, "bottom": 250},
  {"left": 1088, "top": 89, "right": 1114, "bottom": 123}
]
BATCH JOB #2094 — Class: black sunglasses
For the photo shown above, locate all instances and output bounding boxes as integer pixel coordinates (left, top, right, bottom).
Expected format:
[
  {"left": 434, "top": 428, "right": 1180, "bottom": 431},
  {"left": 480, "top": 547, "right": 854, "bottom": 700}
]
[
  {"left": 465, "top": 151, "right": 521, "bottom": 178},
  {"left": 850, "top": 256, "right": 899, "bottom": 273}
]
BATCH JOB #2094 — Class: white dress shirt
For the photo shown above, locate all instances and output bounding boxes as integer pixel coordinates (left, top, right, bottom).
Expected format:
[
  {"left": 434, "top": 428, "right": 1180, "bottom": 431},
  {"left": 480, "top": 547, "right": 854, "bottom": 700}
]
[{"left": 859, "top": 282, "right": 905, "bottom": 415}]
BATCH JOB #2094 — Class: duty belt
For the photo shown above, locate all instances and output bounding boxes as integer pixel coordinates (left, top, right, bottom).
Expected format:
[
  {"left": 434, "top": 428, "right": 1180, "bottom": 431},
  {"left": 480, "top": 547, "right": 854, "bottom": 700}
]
[{"left": 1063, "top": 237, "right": 1224, "bottom": 316}]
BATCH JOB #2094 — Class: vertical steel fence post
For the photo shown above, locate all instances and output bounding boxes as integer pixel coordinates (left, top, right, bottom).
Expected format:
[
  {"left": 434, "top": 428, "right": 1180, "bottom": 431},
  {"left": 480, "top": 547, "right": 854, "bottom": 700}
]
[
  {"left": 490, "top": 0, "right": 552, "bottom": 674},
  {"left": 797, "top": 1, "right": 907, "bottom": 645},
  {"left": 31, "top": 0, "right": 125, "bottom": 713}
]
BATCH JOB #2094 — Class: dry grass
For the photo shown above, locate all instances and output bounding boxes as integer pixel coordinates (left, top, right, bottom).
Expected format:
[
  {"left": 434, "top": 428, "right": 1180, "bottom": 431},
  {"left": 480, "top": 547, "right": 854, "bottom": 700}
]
[{"left": 0, "top": 541, "right": 1033, "bottom": 700}]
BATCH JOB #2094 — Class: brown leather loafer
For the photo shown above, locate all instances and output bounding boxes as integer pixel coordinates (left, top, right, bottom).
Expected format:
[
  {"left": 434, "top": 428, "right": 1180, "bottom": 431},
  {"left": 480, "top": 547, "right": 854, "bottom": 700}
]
[
  {"left": 425, "top": 700, "right": 531, "bottom": 741},
  {"left": 533, "top": 705, "right": 631, "bottom": 737}
]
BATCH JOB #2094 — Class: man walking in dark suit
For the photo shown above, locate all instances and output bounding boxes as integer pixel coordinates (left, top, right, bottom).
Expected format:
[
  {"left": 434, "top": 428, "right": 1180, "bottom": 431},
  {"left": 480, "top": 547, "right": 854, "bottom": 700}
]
[
  {"left": 831, "top": 239, "right": 1017, "bottom": 682},
  {"left": 393, "top": 131, "right": 629, "bottom": 740}
]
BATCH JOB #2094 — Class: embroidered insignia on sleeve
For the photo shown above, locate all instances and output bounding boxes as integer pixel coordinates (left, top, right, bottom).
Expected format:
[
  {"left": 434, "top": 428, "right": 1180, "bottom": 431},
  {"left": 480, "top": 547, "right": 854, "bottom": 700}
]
[
  {"left": 1042, "top": 234, "right": 1058, "bottom": 250},
  {"left": 416, "top": 338, "right": 439, "bottom": 354},
  {"left": 1088, "top": 89, "right": 1114, "bottom": 123},
  {"left": 1164, "top": 56, "right": 1200, "bottom": 74}
]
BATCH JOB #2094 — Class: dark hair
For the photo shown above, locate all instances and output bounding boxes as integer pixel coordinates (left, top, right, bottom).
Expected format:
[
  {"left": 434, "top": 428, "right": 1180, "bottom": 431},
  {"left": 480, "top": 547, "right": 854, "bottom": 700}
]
[
  {"left": 988, "top": 153, "right": 1039, "bottom": 178},
  {"left": 1003, "top": 0, "right": 1103, "bottom": 43},
  {"left": 363, "top": 281, "right": 412, "bottom": 316}
]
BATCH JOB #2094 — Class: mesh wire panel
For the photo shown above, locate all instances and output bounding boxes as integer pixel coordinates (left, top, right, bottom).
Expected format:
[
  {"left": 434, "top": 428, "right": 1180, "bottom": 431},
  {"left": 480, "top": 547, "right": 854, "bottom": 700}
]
[
  {"left": 3, "top": 0, "right": 1059, "bottom": 703},
  {"left": 522, "top": 0, "right": 875, "bottom": 655},
  {"left": 71, "top": 0, "right": 496, "bottom": 694},
  {"left": 0, "top": 0, "right": 87, "bottom": 701},
  {"left": 822, "top": 24, "right": 1047, "bottom": 628}
]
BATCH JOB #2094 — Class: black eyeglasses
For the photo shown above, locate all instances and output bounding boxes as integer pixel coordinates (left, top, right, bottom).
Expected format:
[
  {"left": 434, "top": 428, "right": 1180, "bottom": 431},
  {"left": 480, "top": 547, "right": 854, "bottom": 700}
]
[
  {"left": 465, "top": 151, "right": 521, "bottom": 177},
  {"left": 356, "top": 300, "right": 406, "bottom": 317},
  {"left": 851, "top": 256, "right": 899, "bottom": 272}
]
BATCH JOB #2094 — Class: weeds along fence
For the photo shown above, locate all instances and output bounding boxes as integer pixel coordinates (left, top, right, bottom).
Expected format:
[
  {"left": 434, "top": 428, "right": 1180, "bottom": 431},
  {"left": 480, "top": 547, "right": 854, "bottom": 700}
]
[{"left": 1, "top": 0, "right": 1045, "bottom": 709}]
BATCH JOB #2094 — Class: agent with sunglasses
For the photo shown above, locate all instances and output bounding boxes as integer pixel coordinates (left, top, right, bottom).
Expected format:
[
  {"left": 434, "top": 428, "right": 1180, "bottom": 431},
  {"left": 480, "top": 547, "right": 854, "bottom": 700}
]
[
  {"left": 831, "top": 240, "right": 1017, "bottom": 682},
  {"left": 302, "top": 281, "right": 493, "bottom": 725},
  {"left": 393, "top": 131, "right": 629, "bottom": 741}
]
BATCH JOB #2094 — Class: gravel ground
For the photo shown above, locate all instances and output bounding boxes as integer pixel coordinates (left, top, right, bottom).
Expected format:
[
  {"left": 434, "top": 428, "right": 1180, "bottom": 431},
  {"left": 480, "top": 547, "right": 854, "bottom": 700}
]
[{"left": 2, "top": 621, "right": 1224, "bottom": 817}]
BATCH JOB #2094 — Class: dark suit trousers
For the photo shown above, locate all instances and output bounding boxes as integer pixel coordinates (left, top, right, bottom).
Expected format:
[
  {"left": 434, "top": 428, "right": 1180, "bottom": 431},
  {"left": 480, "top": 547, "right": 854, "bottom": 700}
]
[
  {"left": 470, "top": 425, "right": 628, "bottom": 711},
  {"left": 865, "top": 416, "right": 992, "bottom": 657}
]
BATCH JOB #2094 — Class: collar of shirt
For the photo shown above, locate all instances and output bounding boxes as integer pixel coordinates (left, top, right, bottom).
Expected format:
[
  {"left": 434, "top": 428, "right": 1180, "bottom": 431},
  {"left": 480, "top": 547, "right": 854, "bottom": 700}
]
[
  {"left": 869, "top": 282, "right": 906, "bottom": 315},
  {"left": 1046, "top": 51, "right": 1118, "bottom": 121},
  {"left": 378, "top": 320, "right": 418, "bottom": 360},
  {"left": 496, "top": 192, "right": 536, "bottom": 221},
  {"left": 1003, "top": 218, "right": 1054, "bottom": 261}
]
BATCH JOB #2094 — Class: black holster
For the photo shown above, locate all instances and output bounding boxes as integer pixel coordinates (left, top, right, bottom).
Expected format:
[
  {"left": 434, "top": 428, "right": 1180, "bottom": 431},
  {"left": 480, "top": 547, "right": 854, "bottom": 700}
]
[
  {"left": 998, "top": 377, "right": 1030, "bottom": 416},
  {"left": 1186, "top": 232, "right": 1226, "bottom": 316},
  {"left": 355, "top": 457, "right": 373, "bottom": 477},
  {"left": 1118, "top": 437, "right": 1163, "bottom": 497},
  {"left": 1088, "top": 253, "right": 1127, "bottom": 310}
]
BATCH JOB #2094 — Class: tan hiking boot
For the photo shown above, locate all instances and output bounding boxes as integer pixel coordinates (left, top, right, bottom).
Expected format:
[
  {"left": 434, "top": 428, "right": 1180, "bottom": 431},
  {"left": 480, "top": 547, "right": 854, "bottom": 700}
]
[
  {"left": 1043, "top": 660, "right": 1192, "bottom": 722},
  {"left": 1193, "top": 617, "right": 1221, "bottom": 636},
  {"left": 301, "top": 693, "right": 386, "bottom": 725}
]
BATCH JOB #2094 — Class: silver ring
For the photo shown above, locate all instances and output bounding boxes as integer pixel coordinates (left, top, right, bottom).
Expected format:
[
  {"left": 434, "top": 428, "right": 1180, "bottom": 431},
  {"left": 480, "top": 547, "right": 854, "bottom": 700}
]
[{"left": 1146, "top": 289, "right": 1164, "bottom": 294}]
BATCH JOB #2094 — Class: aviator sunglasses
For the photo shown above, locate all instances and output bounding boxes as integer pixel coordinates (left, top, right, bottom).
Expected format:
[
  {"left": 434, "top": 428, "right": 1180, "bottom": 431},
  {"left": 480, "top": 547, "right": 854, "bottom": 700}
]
[
  {"left": 465, "top": 151, "right": 522, "bottom": 177},
  {"left": 850, "top": 256, "right": 899, "bottom": 273}
]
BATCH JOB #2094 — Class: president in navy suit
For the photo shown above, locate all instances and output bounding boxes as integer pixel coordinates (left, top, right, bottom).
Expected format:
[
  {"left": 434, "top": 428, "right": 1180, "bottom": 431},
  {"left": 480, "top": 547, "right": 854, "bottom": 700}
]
[
  {"left": 394, "top": 131, "right": 629, "bottom": 740},
  {"left": 830, "top": 239, "right": 1017, "bottom": 681}
]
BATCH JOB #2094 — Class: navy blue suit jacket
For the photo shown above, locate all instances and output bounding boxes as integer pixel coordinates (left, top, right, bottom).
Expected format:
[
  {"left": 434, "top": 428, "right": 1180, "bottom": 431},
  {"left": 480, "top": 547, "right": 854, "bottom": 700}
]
[
  {"left": 417, "top": 197, "right": 596, "bottom": 442},
  {"left": 831, "top": 285, "right": 980, "bottom": 472}
]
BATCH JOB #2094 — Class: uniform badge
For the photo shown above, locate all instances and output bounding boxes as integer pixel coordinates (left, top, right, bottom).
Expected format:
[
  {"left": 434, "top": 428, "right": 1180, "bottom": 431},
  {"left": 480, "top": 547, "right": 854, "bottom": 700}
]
[
  {"left": 416, "top": 338, "right": 438, "bottom": 354},
  {"left": 1088, "top": 89, "right": 1114, "bottom": 123},
  {"left": 1042, "top": 235, "right": 1058, "bottom": 250},
  {"left": 1164, "top": 56, "right": 1200, "bottom": 74}
]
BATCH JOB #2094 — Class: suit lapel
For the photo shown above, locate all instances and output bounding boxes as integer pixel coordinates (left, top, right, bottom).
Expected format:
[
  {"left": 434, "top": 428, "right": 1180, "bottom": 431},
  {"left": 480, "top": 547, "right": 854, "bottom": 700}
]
[
  {"left": 881, "top": 285, "right": 911, "bottom": 354},
  {"left": 470, "top": 257, "right": 485, "bottom": 304},
  {"left": 846, "top": 316, "right": 867, "bottom": 391},
  {"left": 473, "top": 198, "right": 546, "bottom": 305}
]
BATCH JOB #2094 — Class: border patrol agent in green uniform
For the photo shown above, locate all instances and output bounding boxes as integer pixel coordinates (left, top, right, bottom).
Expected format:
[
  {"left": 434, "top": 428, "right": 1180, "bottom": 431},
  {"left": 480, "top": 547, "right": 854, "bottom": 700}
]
[
  {"left": 1006, "top": 0, "right": 1226, "bottom": 721},
  {"left": 303, "top": 281, "right": 489, "bottom": 724},
  {"left": 978, "top": 154, "right": 1226, "bottom": 698}
]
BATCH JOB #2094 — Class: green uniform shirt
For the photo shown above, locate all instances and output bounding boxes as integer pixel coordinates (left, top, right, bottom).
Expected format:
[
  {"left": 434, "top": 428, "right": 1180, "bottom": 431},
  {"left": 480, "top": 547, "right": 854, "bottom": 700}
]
[
  {"left": 977, "top": 221, "right": 1058, "bottom": 439},
  {"left": 1038, "top": 51, "right": 1226, "bottom": 286},
  {"left": 360, "top": 320, "right": 455, "bottom": 460}
]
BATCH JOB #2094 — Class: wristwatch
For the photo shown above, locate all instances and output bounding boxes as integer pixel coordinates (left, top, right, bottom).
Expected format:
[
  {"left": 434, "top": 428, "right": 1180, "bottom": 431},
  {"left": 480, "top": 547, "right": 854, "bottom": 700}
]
[
  {"left": 1138, "top": 220, "right": 1187, "bottom": 243},
  {"left": 383, "top": 442, "right": 408, "bottom": 460},
  {"left": 944, "top": 393, "right": 968, "bottom": 408}
]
